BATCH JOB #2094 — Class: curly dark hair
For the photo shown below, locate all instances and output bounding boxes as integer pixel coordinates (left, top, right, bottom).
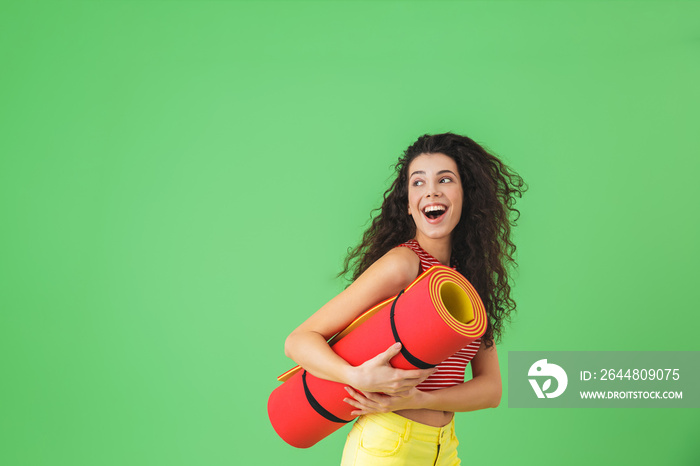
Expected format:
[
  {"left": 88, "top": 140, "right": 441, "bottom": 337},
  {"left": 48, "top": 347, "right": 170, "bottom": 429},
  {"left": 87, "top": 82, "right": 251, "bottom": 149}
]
[{"left": 340, "top": 132, "right": 526, "bottom": 347}]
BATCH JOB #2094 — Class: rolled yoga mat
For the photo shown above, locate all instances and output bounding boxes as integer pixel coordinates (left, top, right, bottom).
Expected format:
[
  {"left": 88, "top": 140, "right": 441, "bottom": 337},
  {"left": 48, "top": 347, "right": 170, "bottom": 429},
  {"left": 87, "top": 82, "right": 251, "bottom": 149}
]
[{"left": 268, "top": 265, "right": 487, "bottom": 448}]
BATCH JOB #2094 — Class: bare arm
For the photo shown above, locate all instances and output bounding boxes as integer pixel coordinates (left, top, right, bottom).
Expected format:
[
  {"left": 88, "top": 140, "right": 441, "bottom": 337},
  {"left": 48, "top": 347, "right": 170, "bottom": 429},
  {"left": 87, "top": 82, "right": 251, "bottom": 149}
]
[
  {"left": 284, "top": 247, "right": 436, "bottom": 395},
  {"left": 344, "top": 340, "right": 502, "bottom": 413}
]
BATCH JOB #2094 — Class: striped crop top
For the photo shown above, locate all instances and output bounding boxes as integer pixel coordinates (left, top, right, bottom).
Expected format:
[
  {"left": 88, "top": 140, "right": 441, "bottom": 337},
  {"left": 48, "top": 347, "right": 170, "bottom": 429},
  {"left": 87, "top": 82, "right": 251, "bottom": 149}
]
[{"left": 397, "top": 239, "right": 482, "bottom": 391}]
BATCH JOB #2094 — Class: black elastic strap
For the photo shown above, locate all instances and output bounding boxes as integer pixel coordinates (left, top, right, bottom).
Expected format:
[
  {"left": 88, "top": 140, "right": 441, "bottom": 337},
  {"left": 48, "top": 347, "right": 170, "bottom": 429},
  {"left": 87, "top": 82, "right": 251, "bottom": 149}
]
[
  {"left": 302, "top": 370, "right": 351, "bottom": 424},
  {"left": 390, "top": 289, "right": 437, "bottom": 369}
]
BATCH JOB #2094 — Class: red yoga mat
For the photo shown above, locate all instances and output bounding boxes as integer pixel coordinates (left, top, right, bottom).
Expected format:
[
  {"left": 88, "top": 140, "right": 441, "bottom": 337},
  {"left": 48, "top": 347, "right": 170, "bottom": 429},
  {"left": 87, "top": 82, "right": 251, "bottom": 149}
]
[{"left": 268, "top": 265, "right": 487, "bottom": 448}]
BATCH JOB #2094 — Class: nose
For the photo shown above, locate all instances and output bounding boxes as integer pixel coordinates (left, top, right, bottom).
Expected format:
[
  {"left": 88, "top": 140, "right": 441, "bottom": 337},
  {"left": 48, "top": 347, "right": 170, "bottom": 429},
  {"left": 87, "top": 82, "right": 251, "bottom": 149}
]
[{"left": 426, "top": 183, "right": 442, "bottom": 198}]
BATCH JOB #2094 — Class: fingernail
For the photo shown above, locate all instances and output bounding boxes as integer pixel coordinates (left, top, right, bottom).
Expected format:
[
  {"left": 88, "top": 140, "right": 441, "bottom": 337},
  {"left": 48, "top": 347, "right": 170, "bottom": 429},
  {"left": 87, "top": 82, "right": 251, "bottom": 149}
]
[{"left": 344, "top": 386, "right": 350, "bottom": 392}]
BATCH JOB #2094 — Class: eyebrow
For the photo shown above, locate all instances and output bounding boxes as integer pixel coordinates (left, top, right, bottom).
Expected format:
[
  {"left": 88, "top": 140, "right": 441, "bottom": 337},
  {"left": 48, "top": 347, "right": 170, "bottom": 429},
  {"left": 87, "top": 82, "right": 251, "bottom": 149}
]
[{"left": 409, "top": 169, "right": 457, "bottom": 178}]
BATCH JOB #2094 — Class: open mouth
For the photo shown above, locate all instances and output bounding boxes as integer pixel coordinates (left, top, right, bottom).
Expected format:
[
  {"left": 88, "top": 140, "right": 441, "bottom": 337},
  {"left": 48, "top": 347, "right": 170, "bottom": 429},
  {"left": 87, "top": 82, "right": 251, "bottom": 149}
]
[{"left": 422, "top": 204, "right": 447, "bottom": 221}]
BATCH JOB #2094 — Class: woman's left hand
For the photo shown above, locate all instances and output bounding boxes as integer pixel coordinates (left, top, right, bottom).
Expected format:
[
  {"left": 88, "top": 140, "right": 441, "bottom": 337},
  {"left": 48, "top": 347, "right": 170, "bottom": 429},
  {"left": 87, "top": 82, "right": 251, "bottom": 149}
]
[{"left": 343, "top": 386, "right": 425, "bottom": 415}]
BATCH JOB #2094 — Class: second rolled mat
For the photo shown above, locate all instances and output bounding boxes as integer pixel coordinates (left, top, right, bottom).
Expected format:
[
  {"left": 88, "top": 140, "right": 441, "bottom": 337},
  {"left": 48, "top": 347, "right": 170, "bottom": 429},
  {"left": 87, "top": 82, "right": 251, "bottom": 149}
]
[{"left": 268, "top": 265, "right": 487, "bottom": 448}]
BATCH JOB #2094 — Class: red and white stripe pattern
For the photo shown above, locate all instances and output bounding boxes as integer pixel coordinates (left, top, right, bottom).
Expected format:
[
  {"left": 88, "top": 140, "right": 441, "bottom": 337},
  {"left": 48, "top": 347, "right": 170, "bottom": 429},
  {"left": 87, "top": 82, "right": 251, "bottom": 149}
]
[{"left": 397, "top": 239, "right": 482, "bottom": 391}]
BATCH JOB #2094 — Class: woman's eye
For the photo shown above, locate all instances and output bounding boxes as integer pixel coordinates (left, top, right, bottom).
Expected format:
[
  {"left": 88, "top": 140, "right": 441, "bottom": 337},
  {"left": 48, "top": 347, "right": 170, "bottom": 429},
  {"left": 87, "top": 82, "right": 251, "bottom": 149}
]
[
  {"left": 439, "top": 177, "right": 453, "bottom": 183},
  {"left": 412, "top": 180, "right": 424, "bottom": 186}
]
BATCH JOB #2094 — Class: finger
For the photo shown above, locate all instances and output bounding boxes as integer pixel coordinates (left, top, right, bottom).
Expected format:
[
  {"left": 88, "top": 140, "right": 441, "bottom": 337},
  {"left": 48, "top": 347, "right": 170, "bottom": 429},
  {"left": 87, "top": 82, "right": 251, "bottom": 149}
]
[
  {"left": 415, "top": 368, "right": 438, "bottom": 383},
  {"left": 359, "top": 390, "right": 385, "bottom": 402},
  {"left": 382, "top": 369, "right": 435, "bottom": 390},
  {"left": 358, "top": 392, "right": 392, "bottom": 413},
  {"left": 345, "top": 399, "right": 372, "bottom": 416},
  {"left": 392, "top": 367, "right": 437, "bottom": 381},
  {"left": 376, "top": 342, "right": 402, "bottom": 364},
  {"left": 388, "top": 372, "right": 435, "bottom": 390},
  {"left": 345, "top": 386, "right": 368, "bottom": 401},
  {"left": 387, "top": 387, "right": 415, "bottom": 396},
  {"left": 345, "top": 389, "right": 382, "bottom": 411},
  {"left": 346, "top": 387, "right": 384, "bottom": 407},
  {"left": 343, "top": 397, "right": 364, "bottom": 409}
]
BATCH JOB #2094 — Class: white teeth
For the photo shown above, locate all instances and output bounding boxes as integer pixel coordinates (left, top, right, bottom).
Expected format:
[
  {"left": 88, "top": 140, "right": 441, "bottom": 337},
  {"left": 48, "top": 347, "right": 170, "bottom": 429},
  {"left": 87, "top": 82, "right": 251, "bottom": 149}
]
[{"left": 423, "top": 205, "right": 446, "bottom": 213}]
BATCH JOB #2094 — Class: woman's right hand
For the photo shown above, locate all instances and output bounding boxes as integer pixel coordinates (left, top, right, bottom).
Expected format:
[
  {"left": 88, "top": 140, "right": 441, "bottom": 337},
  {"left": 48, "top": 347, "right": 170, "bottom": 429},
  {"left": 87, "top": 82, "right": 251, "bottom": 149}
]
[{"left": 348, "top": 342, "right": 436, "bottom": 396}]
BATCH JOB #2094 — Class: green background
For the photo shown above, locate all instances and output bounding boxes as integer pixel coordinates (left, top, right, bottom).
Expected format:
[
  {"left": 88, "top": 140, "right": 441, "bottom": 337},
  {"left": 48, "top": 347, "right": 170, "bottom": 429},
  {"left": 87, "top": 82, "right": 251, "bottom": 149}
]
[{"left": 1, "top": 1, "right": 698, "bottom": 465}]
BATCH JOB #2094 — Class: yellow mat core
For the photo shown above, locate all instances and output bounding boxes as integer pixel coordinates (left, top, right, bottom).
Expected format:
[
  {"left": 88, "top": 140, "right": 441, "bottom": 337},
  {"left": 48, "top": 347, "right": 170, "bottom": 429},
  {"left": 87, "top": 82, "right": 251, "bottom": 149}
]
[{"left": 439, "top": 281, "right": 474, "bottom": 324}]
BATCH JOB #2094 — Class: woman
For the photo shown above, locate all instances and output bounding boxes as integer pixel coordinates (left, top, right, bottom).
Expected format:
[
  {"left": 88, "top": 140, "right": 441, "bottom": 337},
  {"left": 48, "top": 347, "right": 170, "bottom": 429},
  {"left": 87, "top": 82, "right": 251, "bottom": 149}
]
[{"left": 285, "top": 132, "right": 525, "bottom": 465}]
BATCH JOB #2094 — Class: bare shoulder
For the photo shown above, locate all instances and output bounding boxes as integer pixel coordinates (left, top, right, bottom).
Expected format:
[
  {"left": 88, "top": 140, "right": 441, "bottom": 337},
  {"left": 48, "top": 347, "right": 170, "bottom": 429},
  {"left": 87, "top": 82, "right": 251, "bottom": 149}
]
[
  {"left": 354, "top": 245, "right": 420, "bottom": 294},
  {"left": 288, "top": 245, "right": 421, "bottom": 340}
]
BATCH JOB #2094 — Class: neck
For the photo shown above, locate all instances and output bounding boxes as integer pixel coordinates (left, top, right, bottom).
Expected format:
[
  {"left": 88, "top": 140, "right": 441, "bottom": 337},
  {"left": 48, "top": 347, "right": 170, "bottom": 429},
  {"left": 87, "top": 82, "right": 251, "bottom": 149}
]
[{"left": 414, "top": 234, "right": 452, "bottom": 265}]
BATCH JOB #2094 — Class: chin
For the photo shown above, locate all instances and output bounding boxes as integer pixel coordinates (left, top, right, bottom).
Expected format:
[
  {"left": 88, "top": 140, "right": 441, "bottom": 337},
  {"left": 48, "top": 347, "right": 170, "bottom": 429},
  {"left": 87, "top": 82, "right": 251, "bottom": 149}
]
[{"left": 420, "top": 229, "right": 453, "bottom": 240}]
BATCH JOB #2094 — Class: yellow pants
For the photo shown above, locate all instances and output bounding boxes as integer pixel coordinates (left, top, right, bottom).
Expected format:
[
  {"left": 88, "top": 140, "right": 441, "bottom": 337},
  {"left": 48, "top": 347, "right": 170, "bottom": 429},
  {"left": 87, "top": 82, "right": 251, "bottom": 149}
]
[{"left": 340, "top": 412, "right": 460, "bottom": 465}]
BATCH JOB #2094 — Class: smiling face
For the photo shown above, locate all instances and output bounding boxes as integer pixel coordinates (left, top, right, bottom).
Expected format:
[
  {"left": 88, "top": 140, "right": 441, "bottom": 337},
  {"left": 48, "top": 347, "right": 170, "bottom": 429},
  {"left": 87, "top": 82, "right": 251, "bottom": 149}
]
[{"left": 407, "top": 152, "right": 463, "bottom": 244}]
